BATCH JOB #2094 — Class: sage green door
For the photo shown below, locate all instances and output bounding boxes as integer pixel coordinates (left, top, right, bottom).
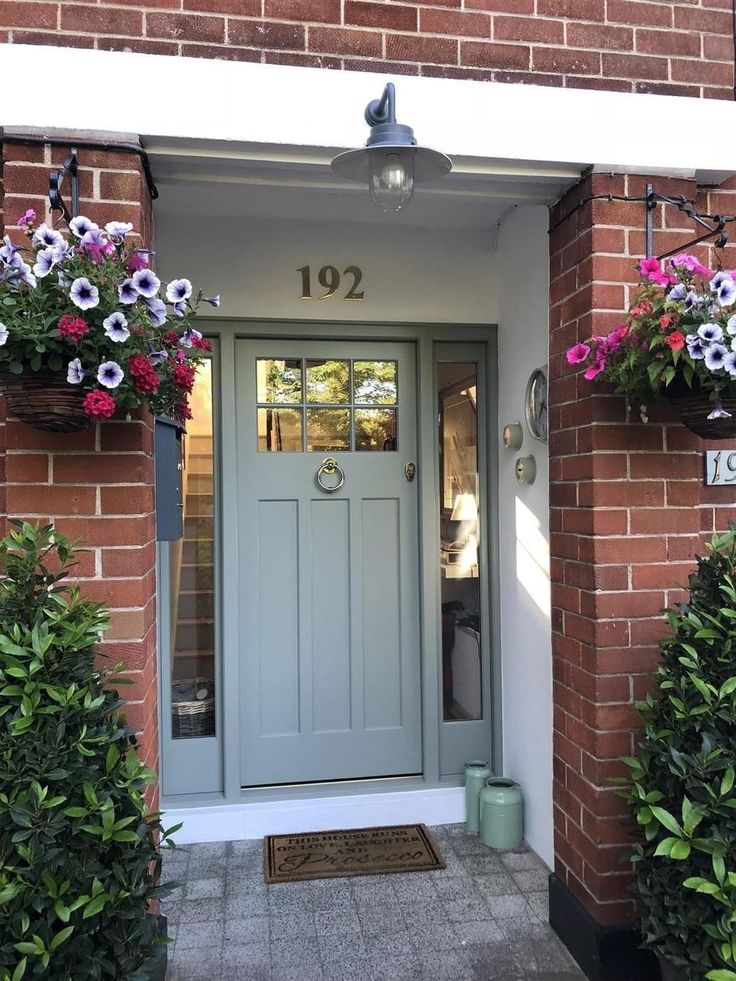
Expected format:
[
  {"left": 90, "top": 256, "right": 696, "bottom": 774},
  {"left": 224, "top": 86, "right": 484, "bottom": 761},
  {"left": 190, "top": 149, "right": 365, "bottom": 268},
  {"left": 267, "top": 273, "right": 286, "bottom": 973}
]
[{"left": 236, "top": 339, "right": 421, "bottom": 787}]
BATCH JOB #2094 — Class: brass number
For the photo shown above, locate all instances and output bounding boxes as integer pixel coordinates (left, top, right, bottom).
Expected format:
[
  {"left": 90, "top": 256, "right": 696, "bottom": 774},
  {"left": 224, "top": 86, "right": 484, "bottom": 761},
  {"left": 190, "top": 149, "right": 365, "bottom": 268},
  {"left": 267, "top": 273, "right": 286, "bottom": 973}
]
[
  {"left": 297, "top": 265, "right": 365, "bottom": 301},
  {"left": 298, "top": 265, "right": 312, "bottom": 299},
  {"left": 318, "top": 265, "right": 340, "bottom": 298},
  {"left": 344, "top": 265, "right": 365, "bottom": 300}
]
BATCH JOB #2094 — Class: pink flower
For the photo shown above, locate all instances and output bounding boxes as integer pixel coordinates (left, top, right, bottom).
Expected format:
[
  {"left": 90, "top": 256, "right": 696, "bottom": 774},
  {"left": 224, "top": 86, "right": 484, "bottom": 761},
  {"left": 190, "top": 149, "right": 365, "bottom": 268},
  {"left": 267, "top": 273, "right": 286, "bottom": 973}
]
[
  {"left": 83, "top": 389, "right": 117, "bottom": 420},
  {"left": 664, "top": 331, "right": 685, "bottom": 351},
  {"left": 566, "top": 342, "right": 591, "bottom": 365},
  {"left": 639, "top": 256, "right": 675, "bottom": 286},
  {"left": 126, "top": 251, "right": 149, "bottom": 273},
  {"left": 606, "top": 324, "right": 629, "bottom": 351},
  {"left": 669, "top": 253, "right": 711, "bottom": 278},
  {"left": 17, "top": 209, "right": 36, "bottom": 229},
  {"left": 583, "top": 356, "right": 606, "bottom": 381}
]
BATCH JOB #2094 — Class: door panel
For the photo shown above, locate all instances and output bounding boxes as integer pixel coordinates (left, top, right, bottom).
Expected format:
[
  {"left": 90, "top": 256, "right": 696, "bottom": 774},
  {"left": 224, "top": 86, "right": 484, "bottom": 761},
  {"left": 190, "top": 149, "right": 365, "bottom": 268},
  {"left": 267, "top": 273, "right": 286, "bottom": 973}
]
[{"left": 237, "top": 339, "right": 421, "bottom": 787}]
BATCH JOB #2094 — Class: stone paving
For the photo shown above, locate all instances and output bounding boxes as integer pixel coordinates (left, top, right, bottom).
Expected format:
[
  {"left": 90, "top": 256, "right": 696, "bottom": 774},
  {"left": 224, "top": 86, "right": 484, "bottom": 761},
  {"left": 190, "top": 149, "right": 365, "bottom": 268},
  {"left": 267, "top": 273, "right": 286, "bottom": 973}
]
[{"left": 162, "top": 824, "right": 585, "bottom": 980}]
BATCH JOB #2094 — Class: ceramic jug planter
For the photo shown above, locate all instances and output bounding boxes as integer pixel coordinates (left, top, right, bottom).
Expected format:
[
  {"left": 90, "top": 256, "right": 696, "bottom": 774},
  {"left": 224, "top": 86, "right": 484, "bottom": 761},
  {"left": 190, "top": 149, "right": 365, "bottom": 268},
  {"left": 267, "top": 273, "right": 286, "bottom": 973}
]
[
  {"left": 464, "top": 760, "right": 491, "bottom": 834},
  {"left": 479, "top": 777, "right": 523, "bottom": 850}
]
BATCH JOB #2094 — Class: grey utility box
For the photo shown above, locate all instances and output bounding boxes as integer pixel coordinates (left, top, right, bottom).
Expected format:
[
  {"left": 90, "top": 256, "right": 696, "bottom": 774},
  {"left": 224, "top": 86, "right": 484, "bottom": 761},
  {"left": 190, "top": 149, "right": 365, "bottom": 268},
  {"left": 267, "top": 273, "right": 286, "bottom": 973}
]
[{"left": 155, "top": 415, "right": 184, "bottom": 542}]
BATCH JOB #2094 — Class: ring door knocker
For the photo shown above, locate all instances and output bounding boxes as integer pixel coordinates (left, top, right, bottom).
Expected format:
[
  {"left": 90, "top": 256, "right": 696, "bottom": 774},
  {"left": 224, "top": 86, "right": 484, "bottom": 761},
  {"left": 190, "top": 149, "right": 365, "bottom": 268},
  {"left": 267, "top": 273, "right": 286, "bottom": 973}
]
[{"left": 316, "top": 457, "right": 345, "bottom": 494}]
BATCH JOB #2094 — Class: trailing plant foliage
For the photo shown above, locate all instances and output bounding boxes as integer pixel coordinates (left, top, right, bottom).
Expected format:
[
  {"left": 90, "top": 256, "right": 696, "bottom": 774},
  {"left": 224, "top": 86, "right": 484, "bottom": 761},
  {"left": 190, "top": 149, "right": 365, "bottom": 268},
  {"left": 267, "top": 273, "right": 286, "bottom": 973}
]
[
  {"left": 0, "top": 523, "right": 177, "bottom": 980},
  {"left": 623, "top": 529, "right": 736, "bottom": 980}
]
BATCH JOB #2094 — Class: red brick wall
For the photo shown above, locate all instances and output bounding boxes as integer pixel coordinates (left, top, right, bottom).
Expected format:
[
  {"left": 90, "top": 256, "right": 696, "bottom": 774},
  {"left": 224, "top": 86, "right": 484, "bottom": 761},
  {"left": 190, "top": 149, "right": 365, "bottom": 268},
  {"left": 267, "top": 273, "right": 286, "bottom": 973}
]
[
  {"left": 0, "top": 139, "right": 160, "bottom": 782},
  {"left": 0, "top": 0, "right": 733, "bottom": 98},
  {"left": 549, "top": 170, "right": 736, "bottom": 925}
]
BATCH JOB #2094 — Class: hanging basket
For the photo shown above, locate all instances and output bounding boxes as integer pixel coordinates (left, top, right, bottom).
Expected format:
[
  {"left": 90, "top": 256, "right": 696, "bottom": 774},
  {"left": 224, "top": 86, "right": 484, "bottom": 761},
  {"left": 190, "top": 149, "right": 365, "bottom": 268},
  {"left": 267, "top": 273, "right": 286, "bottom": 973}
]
[
  {"left": 665, "top": 374, "right": 736, "bottom": 440},
  {"left": 0, "top": 365, "right": 91, "bottom": 433}
]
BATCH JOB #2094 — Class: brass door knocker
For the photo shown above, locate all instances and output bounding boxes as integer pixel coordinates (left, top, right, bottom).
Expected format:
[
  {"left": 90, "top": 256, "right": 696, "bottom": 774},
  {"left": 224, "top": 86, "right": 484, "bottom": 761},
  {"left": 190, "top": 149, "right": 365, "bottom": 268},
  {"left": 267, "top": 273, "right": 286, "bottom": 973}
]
[{"left": 316, "top": 457, "right": 345, "bottom": 494}]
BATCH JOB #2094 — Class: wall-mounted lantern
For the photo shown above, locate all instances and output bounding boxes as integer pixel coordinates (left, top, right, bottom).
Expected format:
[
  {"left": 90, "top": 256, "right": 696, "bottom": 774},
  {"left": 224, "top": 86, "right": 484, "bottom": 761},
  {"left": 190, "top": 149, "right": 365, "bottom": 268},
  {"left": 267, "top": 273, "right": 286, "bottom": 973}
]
[{"left": 331, "top": 82, "right": 452, "bottom": 213}]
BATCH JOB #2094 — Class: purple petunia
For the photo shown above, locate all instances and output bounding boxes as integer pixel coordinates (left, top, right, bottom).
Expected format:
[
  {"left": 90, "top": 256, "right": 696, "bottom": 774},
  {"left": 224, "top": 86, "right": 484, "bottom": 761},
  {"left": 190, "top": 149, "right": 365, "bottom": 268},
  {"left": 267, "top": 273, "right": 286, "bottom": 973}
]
[
  {"left": 723, "top": 351, "right": 736, "bottom": 376},
  {"left": 667, "top": 283, "right": 688, "bottom": 302},
  {"left": 132, "top": 268, "right": 161, "bottom": 299},
  {"left": 105, "top": 221, "right": 133, "bottom": 238},
  {"left": 31, "top": 224, "right": 65, "bottom": 250},
  {"left": 97, "top": 361, "right": 124, "bottom": 389},
  {"left": 698, "top": 323, "right": 724, "bottom": 343},
  {"left": 143, "top": 295, "right": 167, "bottom": 327},
  {"left": 150, "top": 349, "right": 168, "bottom": 366},
  {"left": 67, "top": 358, "right": 85, "bottom": 385},
  {"left": 70, "top": 277, "right": 99, "bottom": 310},
  {"left": 181, "top": 328, "right": 202, "bottom": 348},
  {"left": 166, "top": 278, "right": 192, "bottom": 304},
  {"left": 6, "top": 255, "right": 36, "bottom": 289},
  {"left": 33, "top": 245, "right": 66, "bottom": 279},
  {"left": 204, "top": 295, "right": 221, "bottom": 308},
  {"left": 172, "top": 301, "right": 186, "bottom": 318},
  {"left": 707, "top": 402, "right": 732, "bottom": 420},
  {"left": 705, "top": 342, "right": 729, "bottom": 371},
  {"left": 710, "top": 271, "right": 736, "bottom": 306},
  {"left": 118, "top": 279, "right": 138, "bottom": 304},
  {"left": 103, "top": 312, "right": 130, "bottom": 343},
  {"left": 0, "top": 235, "right": 21, "bottom": 264},
  {"left": 686, "top": 334, "right": 705, "bottom": 360},
  {"left": 0, "top": 322, "right": 8, "bottom": 346},
  {"left": 69, "top": 216, "right": 98, "bottom": 238}
]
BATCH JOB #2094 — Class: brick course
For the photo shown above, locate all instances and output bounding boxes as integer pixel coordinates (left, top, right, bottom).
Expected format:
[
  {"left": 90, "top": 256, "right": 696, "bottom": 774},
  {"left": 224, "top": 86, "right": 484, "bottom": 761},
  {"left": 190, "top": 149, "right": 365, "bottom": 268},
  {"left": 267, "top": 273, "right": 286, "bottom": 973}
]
[{"left": 1, "top": 0, "right": 733, "bottom": 98}]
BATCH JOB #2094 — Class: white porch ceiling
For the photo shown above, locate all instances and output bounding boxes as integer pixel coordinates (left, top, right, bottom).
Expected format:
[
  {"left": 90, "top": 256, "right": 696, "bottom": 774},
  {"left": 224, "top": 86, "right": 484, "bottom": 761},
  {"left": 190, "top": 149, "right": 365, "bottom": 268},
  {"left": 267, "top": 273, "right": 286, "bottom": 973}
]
[{"left": 149, "top": 141, "right": 577, "bottom": 230}]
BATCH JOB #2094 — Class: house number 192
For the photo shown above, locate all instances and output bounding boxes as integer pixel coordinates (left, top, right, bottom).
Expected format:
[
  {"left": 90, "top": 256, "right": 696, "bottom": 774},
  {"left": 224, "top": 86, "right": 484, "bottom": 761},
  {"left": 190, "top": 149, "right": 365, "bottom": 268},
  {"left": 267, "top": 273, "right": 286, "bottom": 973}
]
[{"left": 298, "top": 265, "right": 365, "bottom": 300}]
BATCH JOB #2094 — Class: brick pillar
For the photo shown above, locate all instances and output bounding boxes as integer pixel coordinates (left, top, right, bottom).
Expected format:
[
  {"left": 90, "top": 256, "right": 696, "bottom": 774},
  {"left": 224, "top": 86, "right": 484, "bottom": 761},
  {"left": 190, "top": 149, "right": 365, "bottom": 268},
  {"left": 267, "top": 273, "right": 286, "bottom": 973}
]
[
  {"left": 547, "top": 170, "right": 736, "bottom": 978},
  {"left": 0, "top": 137, "right": 160, "bottom": 785}
]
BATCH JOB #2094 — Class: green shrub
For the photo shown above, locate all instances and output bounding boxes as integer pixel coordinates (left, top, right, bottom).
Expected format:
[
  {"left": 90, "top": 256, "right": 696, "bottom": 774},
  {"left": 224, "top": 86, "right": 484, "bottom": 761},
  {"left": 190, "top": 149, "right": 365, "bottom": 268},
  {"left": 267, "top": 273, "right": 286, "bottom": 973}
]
[
  {"left": 623, "top": 528, "right": 736, "bottom": 981},
  {"left": 0, "top": 522, "right": 177, "bottom": 980}
]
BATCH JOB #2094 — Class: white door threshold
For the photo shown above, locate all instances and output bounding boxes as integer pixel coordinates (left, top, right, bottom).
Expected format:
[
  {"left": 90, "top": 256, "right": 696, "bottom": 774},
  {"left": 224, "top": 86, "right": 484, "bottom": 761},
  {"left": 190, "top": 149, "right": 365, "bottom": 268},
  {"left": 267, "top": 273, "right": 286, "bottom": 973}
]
[{"left": 165, "top": 786, "right": 465, "bottom": 843}]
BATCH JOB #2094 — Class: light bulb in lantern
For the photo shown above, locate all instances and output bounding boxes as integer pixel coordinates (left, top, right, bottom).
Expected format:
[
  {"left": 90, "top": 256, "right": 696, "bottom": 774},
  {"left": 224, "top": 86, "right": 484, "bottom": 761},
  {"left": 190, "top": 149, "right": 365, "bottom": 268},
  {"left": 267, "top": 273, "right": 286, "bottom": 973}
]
[{"left": 368, "top": 151, "right": 415, "bottom": 213}]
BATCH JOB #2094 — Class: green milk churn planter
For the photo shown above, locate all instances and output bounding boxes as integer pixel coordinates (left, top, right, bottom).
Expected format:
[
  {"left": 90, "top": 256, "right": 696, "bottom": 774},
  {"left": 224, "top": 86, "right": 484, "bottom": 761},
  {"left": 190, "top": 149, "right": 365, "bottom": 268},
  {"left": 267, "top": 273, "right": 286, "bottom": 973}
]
[
  {"left": 464, "top": 761, "right": 491, "bottom": 834},
  {"left": 479, "top": 777, "right": 523, "bottom": 849}
]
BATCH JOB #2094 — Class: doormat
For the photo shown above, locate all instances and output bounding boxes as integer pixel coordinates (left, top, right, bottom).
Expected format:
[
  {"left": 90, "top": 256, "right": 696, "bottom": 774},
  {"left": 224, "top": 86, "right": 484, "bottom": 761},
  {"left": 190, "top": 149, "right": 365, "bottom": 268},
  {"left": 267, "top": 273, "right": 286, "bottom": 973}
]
[{"left": 263, "top": 824, "right": 445, "bottom": 883}]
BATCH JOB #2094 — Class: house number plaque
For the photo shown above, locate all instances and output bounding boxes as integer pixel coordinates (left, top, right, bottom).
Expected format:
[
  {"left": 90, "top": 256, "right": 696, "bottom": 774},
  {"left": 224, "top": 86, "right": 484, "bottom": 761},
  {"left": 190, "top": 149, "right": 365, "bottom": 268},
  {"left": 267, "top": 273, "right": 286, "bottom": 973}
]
[
  {"left": 298, "top": 265, "right": 365, "bottom": 300},
  {"left": 705, "top": 449, "right": 736, "bottom": 485}
]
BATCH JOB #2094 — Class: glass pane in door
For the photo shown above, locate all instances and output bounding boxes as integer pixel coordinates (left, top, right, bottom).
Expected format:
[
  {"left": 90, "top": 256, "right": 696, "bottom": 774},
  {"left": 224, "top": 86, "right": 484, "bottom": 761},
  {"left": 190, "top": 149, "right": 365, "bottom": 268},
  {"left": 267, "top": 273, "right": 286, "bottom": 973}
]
[
  {"left": 438, "top": 363, "right": 482, "bottom": 722},
  {"left": 170, "top": 359, "right": 217, "bottom": 738}
]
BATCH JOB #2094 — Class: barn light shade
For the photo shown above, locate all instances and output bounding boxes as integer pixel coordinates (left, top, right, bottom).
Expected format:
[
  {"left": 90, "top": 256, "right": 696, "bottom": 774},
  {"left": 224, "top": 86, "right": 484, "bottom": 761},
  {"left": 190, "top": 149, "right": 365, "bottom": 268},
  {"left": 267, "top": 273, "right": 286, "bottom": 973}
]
[{"left": 331, "top": 83, "right": 452, "bottom": 213}]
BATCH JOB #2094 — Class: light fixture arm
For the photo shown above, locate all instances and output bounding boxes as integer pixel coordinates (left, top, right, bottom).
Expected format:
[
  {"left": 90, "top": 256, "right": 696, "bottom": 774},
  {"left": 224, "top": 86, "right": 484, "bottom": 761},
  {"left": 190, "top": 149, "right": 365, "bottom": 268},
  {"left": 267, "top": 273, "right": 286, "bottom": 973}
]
[{"left": 365, "top": 83, "right": 396, "bottom": 127}]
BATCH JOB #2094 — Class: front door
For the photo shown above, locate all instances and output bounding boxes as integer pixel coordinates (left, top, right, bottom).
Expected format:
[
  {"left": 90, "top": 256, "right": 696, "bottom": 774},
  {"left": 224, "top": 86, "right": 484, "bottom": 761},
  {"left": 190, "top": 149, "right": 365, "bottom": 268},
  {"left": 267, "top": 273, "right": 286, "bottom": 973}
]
[{"left": 236, "top": 339, "right": 421, "bottom": 787}]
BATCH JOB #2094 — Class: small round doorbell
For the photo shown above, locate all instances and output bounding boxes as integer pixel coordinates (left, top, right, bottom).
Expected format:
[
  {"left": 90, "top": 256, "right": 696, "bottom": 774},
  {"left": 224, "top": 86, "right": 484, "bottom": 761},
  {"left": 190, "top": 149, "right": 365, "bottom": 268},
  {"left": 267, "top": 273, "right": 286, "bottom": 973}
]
[{"left": 515, "top": 455, "right": 537, "bottom": 485}]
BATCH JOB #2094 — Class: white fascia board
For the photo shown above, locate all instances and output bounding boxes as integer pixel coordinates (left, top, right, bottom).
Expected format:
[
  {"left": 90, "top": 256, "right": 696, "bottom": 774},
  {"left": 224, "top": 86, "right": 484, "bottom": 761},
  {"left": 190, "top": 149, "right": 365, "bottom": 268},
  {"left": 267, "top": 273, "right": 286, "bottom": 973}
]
[{"left": 1, "top": 43, "right": 734, "bottom": 183}]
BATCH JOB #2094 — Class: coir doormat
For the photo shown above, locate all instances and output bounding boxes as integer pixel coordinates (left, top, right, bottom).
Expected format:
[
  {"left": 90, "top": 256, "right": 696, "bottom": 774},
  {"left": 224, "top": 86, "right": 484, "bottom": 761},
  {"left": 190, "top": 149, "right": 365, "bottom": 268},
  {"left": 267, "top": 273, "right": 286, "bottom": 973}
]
[{"left": 263, "top": 824, "right": 445, "bottom": 883}]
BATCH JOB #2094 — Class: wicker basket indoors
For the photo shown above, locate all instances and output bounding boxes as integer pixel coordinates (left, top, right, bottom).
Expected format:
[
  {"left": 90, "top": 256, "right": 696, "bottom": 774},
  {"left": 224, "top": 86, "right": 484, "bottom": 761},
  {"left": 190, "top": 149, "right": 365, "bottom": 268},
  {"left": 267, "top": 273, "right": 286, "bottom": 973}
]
[{"left": 171, "top": 677, "right": 215, "bottom": 738}]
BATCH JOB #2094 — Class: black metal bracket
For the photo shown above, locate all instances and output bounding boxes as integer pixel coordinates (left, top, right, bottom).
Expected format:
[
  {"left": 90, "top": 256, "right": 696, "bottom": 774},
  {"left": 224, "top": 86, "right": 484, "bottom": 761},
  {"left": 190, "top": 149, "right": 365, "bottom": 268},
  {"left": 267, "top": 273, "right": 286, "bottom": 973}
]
[
  {"left": 49, "top": 148, "right": 79, "bottom": 222},
  {"left": 645, "top": 184, "right": 728, "bottom": 261},
  {"left": 365, "top": 82, "right": 396, "bottom": 126}
]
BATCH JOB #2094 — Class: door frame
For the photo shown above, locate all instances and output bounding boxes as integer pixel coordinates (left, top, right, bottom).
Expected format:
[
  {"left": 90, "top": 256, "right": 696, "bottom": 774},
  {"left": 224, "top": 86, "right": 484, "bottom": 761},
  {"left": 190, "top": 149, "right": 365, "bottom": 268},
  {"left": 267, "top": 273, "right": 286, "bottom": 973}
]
[{"left": 159, "top": 318, "right": 502, "bottom": 807}]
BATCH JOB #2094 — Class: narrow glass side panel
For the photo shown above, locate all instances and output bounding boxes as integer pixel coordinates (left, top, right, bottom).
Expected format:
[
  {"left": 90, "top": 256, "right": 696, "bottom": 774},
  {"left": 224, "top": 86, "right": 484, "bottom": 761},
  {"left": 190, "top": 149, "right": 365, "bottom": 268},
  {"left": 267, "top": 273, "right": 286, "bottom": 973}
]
[
  {"left": 170, "top": 360, "right": 216, "bottom": 738},
  {"left": 438, "top": 363, "right": 482, "bottom": 722}
]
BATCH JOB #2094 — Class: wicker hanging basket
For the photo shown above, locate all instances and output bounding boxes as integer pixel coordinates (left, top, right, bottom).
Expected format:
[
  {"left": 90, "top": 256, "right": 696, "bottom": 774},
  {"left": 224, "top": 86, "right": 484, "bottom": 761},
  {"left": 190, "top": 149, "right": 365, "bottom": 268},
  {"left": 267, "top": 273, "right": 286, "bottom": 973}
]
[
  {"left": 665, "top": 374, "right": 736, "bottom": 440},
  {"left": 0, "top": 365, "right": 91, "bottom": 433}
]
